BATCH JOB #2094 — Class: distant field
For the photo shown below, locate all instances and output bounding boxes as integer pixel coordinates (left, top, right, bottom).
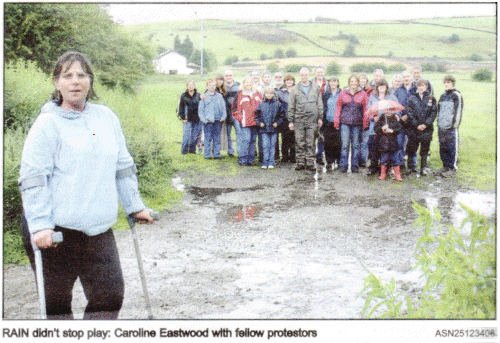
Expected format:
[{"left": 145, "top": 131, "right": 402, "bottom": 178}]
[{"left": 123, "top": 16, "right": 496, "bottom": 63}]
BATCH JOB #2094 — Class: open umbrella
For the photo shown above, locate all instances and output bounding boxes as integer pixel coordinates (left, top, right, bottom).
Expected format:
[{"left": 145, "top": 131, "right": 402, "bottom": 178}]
[{"left": 366, "top": 100, "right": 404, "bottom": 116}]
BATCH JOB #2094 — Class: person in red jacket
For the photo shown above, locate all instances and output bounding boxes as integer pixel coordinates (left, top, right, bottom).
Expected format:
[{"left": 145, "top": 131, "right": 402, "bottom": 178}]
[
  {"left": 232, "top": 75, "right": 263, "bottom": 165},
  {"left": 334, "top": 75, "right": 369, "bottom": 173}
]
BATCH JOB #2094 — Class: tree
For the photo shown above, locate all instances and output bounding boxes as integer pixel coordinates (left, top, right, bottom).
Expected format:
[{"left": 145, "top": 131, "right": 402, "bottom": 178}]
[
  {"left": 189, "top": 49, "right": 218, "bottom": 73},
  {"left": 342, "top": 44, "right": 356, "bottom": 57},
  {"left": 274, "top": 48, "right": 285, "bottom": 59},
  {"left": 4, "top": 3, "right": 154, "bottom": 93},
  {"left": 285, "top": 48, "right": 297, "bottom": 58},
  {"left": 174, "top": 35, "right": 182, "bottom": 52},
  {"left": 181, "top": 35, "right": 194, "bottom": 58},
  {"left": 326, "top": 61, "right": 341, "bottom": 75}
]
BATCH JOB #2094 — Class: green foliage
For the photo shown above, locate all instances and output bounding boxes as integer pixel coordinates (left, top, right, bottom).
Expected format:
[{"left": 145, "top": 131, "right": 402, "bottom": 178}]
[
  {"left": 175, "top": 35, "right": 194, "bottom": 58},
  {"left": 361, "top": 202, "right": 496, "bottom": 319},
  {"left": 285, "top": 48, "right": 297, "bottom": 58},
  {"left": 350, "top": 62, "right": 387, "bottom": 73},
  {"left": 259, "top": 53, "right": 268, "bottom": 61},
  {"left": 342, "top": 44, "right": 356, "bottom": 57},
  {"left": 3, "top": 230, "right": 29, "bottom": 265},
  {"left": 387, "top": 63, "right": 406, "bottom": 73},
  {"left": 449, "top": 33, "right": 461, "bottom": 43},
  {"left": 469, "top": 53, "right": 483, "bottom": 61},
  {"left": 472, "top": 68, "right": 493, "bottom": 82},
  {"left": 266, "top": 62, "right": 279, "bottom": 73},
  {"left": 274, "top": 48, "right": 285, "bottom": 59},
  {"left": 4, "top": 3, "right": 154, "bottom": 93},
  {"left": 285, "top": 64, "right": 303, "bottom": 73},
  {"left": 326, "top": 61, "right": 341, "bottom": 76},
  {"left": 224, "top": 55, "right": 239, "bottom": 66},
  {"left": 189, "top": 49, "right": 218, "bottom": 72}
]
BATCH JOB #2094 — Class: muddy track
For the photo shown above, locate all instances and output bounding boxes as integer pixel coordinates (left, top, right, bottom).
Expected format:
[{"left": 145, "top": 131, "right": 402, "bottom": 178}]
[{"left": 3, "top": 163, "right": 495, "bottom": 319}]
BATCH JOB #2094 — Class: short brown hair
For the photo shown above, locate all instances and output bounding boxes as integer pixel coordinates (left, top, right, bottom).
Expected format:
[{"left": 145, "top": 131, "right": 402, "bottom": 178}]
[
  {"left": 52, "top": 51, "right": 98, "bottom": 105},
  {"left": 443, "top": 74, "right": 456, "bottom": 86}
]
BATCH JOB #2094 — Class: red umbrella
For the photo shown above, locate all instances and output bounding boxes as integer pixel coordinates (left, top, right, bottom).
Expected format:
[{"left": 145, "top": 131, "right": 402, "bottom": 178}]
[{"left": 366, "top": 100, "right": 404, "bottom": 116}]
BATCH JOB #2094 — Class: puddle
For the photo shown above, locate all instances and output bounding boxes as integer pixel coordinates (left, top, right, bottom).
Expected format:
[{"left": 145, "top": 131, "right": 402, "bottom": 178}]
[{"left": 425, "top": 189, "right": 496, "bottom": 227}]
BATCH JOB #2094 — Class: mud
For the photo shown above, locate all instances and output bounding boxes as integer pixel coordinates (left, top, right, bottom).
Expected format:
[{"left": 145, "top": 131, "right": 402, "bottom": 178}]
[{"left": 3, "top": 163, "right": 495, "bottom": 319}]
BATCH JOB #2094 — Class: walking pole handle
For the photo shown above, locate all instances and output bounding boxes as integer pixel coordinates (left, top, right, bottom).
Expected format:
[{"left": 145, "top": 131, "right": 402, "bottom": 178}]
[
  {"left": 127, "top": 211, "right": 159, "bottom": 227},
  {"left": 31, "top": 231, "right": 63, "bottom": 319}
]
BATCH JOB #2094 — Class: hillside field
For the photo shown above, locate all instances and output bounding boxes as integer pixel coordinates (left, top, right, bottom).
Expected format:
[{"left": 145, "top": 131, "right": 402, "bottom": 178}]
[{"left": 123, "top": 16, "right": 496, "bottom": 63}]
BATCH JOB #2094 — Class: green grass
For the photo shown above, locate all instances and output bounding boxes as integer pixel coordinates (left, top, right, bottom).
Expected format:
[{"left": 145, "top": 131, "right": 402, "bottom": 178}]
[{"left": 123, "top": 17, "right": 496, "bottom": 61}]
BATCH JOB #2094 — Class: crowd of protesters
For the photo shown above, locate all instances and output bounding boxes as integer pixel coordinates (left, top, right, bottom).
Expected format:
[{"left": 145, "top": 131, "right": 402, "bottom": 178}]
[{"left": 177, "top": 65, "right": 463, "bottom": 180}]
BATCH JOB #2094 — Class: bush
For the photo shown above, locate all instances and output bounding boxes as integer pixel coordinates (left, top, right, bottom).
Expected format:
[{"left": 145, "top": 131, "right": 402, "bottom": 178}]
[
  {"left": 266, "top": 62, "right": 279, "bottom": 73},
  {"left": 469, "top": 53, "right": 483, "bottom": 61},
  {"left": 436, "top": 64, "right": 447, "bottom": 73},
  {"left": 472, "top": 68, "right": 493, "bottom": 82},
  {"left": 274, "top": 48, "right": 285, "bottom": 59},
  {"left": 259, "top": 53, "right": 268, "bottom": 61},
  {"left": 284, "top": 64, "right": 303, "bottom": 73},
  {"left": 342, "top": 44, "right": 356, "bottom": 57},
  {"left": 326, "top": 61, "right": 341, "bottom": 76},
  {"left": 421, "top": 63, "right": 436, "bottom": 72},
  {"left": 285, "top": 48, "right": 297, "bottom": 58},
  {"left": 350, "top": 62, "right": 386, "bottom": 73},
  {"left": 449, "top": 33, "right": 460, "bottom": 43},
  {"left": 224, "top": 55, "right": 239, "bottom": 65},
  {"left": 387, "top": 63, "right": 406, "bottom": 73},
  {"left": 361, "top": 202, "right": 496, "bottom": 319}
]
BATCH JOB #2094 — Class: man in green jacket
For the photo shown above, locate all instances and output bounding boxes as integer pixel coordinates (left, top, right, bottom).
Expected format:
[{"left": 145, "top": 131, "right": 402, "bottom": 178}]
[{"left": 288, "top": 67, "right": 324, "bottom": 171}]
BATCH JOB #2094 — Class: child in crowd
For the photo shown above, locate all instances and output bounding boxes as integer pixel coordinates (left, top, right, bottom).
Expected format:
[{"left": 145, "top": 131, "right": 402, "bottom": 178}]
[
  {"left": 255, "top": 87, "right": 285, "bottom": 169},
  {"left": 436, "top": 75, "right": 463, "bottom": 178},
  {"left": 198, "top": 79, "right": 227, "bottom": 159},
  {"left": 374, "top": 107, "right": 403, "bottom": 181}
]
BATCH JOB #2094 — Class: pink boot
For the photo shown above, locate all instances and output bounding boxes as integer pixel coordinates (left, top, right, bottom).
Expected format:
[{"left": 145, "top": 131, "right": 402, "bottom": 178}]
[
  {"left": 393, "top": 166, "right": 402, "bottom": 182},
  {"left": 379, "top": 165, "right": 387, "bottom": 180}
]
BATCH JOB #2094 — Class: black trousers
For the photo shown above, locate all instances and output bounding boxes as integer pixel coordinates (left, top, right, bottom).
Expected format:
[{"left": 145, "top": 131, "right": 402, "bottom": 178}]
[
  {"left": 322, "top": 124, "right": 341, "bottom": 164},
  {"left": 21, "top": 215, "right": 124, "bottom": 319}
]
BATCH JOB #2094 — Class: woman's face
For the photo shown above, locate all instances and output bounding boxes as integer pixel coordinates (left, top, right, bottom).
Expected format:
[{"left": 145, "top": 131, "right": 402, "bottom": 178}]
[
  {"left": 54, "top": 61, "right": 90, "bottom": 111},
  {"left": 377, "top": 84, "right": 387, "bottom": 95},
  {"left": 187, "top": 81, "right": 195, "bottom": 91},
  {"left": 359, "top": 75, "right": 368, "bottom": 87},
  {"left": 349, "top": 77, "right": 359, "bottom": 90},
  {"left": 262, "top": 74, "right": 271, "bottom": 84},
  {"left": 216, "top": 78, "right": 224, "bottom": 87},
  {"left": 243, "top": 79, "right": 253, "bottom": 91},
  {"left": 265, "top": 91, "right": 274, "bottom": 100},
  {"left": 329, "top": 79, "right": 338, "bottom": 90},
  {"left": 392, "top": 77, "right": 401, "bottom": 89},
  {"left": 285, "top": 79, "right": 294, "bottom": 88}
]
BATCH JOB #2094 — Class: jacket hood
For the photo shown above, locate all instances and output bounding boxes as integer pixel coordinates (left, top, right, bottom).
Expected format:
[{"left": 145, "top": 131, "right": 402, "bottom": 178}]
[{"left": 40, "top": 100, "right": 88, "bottom": 119}]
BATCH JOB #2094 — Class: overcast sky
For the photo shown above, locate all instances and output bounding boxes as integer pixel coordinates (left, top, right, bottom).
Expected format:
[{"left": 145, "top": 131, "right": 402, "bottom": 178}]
[{"left": 105, "top": 2, "right": 496, "bottom": 25}]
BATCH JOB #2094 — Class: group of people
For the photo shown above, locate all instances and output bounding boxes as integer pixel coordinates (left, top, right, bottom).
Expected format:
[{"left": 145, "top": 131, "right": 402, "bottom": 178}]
[{"left": 179, "top": 65, "right": 463, "bottom": 179}]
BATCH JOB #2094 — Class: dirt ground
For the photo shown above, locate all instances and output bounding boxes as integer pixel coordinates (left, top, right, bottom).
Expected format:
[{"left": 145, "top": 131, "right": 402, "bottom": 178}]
[{"left": 3, "top": 162, "right": 495, "bottom": 319}]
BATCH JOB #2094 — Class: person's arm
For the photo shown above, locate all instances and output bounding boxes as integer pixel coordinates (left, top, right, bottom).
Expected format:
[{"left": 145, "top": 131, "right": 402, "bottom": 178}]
[
  {"left": 425, "top": 96, "right": 438, "bottom": 128},
  {"left": 177, "top": 94, "right": 186, "bottom": 122},
  {"left": 333, "top": 93, "right": 343, "bottom": 129},
  {"left": 18, "top": 114, "right": 58, "bottom": 235},
  {"left": 112, "top": 113, "right": 147, "bottom": 217}
]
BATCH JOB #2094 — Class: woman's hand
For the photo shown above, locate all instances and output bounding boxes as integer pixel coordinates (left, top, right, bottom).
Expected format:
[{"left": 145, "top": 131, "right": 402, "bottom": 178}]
[
  {"left": 289, "top": 123, "right": 294, "bottom": 131},
  {"left": 131, "top": 209, "right": 154, "bottom": 224},
  {"left": 33, "top": 229, "right": 58, "bottom": 249}
]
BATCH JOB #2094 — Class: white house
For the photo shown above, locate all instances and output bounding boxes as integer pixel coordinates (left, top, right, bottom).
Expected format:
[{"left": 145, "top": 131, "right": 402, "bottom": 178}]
[{"left": 152, "top": 50, "right": 196, "bottom": 75}]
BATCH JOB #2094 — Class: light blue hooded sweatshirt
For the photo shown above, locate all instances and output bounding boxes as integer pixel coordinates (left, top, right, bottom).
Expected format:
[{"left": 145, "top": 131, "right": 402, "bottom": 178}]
[{"left": 19, "top": 101, "right": 145, "bottom": 235}]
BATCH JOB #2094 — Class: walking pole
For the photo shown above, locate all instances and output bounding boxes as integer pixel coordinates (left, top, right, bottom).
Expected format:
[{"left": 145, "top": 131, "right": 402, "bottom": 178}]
[
  {"left": 128, "top": 211, "right": 159, "bottom": 320},
  {"left": 31, "top": 232, "right": 63, "bottom": 319}
]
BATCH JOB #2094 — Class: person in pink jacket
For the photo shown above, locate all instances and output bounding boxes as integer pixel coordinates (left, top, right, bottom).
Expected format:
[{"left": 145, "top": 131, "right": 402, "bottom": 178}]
[{"left": 334, "top": 75, "right": 369, "bottom": 173}]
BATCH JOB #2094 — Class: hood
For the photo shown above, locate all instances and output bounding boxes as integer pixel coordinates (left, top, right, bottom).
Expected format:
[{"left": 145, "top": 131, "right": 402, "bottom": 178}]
[{"left": 40, "top": 100, "right": 88, "bottom": 119}]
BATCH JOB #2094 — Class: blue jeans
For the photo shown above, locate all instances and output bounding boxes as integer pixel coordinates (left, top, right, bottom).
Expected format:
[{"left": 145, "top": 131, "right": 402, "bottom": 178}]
[
  {"left": 340, "top": 124, "right": 362, "bottom": 171},
  {"left": 239, "top": 126, "right": 258, "bottom": 164},
  {"left": 203, "top": 121, "right": 222, "bottom": 159},
  {"left": 225, "top": 122, "right": 235, "bottom": 155},
  {"left": 261, "top": 132, "right": 277, "bottom": 167},
  {"left": 181, "top": 121, "right": 202, "bottom": 154},
  {"left": 360, "top": 129, "right": 370, "bottom": 165},
  {"left": 233, "top": 119, "right": 243, "bottom": 159}
]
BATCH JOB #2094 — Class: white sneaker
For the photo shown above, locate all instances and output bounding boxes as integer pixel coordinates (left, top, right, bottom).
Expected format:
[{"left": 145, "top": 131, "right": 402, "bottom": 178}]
[
  {"left": 268, "top": 165, "right": 274, "bottom": 169},
  {"left": 261, "top": 166, "right": 267, "bottom": 169}
]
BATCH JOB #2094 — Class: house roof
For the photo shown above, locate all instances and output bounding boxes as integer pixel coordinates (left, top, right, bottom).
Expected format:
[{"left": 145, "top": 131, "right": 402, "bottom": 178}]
[{"left": 155, "top": 49, "right": 183, "bottom": 60}]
